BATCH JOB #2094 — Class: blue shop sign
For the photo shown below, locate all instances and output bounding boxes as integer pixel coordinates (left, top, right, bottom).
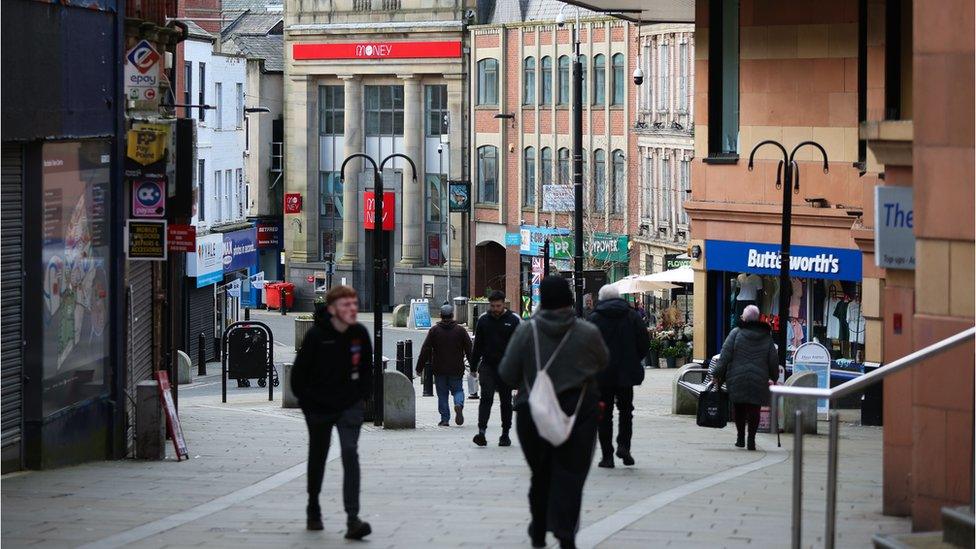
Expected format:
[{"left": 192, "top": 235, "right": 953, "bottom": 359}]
[
  {"left": 705, "top": 239, "right": 862, "bottom": 281},
  {"left": 223, "top": 227, "right": 258, "bottom": 273},
  {"left": 519, "top": 225, "right": 570, "bottom": 256}
]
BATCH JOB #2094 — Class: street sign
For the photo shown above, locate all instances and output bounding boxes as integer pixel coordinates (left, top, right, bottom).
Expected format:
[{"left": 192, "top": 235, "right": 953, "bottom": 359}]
[
  {"left": 874, "top": 186, "right": 915, "bottom": 269},
  {"left": 284, "top": 193, "right": 303, "bottom": 214},
  {"left": 167, "top": 224, "right": 196, "bottom": 252},
  {"left": 792, "top": 342, "right": 832, "bottom": 413},
  {"left": 363, "top": 191, "right": 395, "bottom": 230},
  {"left": 156, "top": 371, "right": 188, "bottom": 460},
  {"left": 448, "top": 181, "right": 470, "bottom": 212},
  {"left": 126, "top": 220, "right": 167, "bottom": 260},
  {"left": 124, "top": 40, "right": 162, "bottom": 104},
  {"left": 409, "top": 299, "right": 432, "bottom": 329},
  {"left": 256, "top": 223, "right": 281, "bottom": 248},
  {"left": 542, "top": 184, "right": 574, "bottom": 212},
  {"left": 132, "top": 179, "right": 166, "bottom": 218}
]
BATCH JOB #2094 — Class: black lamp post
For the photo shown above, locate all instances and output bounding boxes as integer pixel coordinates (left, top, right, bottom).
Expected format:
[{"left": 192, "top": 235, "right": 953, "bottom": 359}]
[
  {"left": 340, "top": 152, "right": 418, "bottom": 426},
  {"left": 746, "top": 140, "right": 829, "bottom": 368}
]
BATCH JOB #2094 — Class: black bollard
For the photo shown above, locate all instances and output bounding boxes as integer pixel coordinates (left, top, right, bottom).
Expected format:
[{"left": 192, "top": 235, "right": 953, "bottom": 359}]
[
  {"left": 404, "top": 339, "right": 413, "bottom": 381},
  {"left": 244, "top": 307, "right": 250, "bottom": 321},
  {"left": 198, "top": 333, "right": 207, "bottom": 376},
  {"left": 422, "top": 359, "right": 434, "bottom": 397},
  {"left": 280, "top": 286, "right": 287, "bottom": 315},
  {"left": 214, "top": 335, "right": 221, "bottom": 362},
  {"left": 396, "top": 341, "right": 405, "bottom": 378}
]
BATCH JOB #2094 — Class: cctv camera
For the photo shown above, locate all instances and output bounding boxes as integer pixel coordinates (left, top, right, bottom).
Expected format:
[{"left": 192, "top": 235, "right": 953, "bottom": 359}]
[
  {"left": 555, "top": 12, "right": 566, "bottom": 26},
  {"left": 633, "top": 67, "right": 644, "bottom": 86},
  {"left": 437, "top": 143, "right": 443, "bottom": 153}
]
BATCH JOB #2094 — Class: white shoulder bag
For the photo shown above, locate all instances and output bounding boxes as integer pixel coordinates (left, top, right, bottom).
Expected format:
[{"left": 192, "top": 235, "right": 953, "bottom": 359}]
[{"left": 527, "top": 320, "right": 585, "bottom": 446}]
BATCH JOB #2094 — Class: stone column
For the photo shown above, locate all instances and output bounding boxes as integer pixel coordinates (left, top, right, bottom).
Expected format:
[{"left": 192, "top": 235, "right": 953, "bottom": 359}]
[
  {"left": 339, "top": 75, "right": 362, "bottom": 266},
  {"left": 398, "top": 74, "right": 423, "bottom": 267},
  {"left": 284, "top": 74, "right": 315, "bottom": 264}
]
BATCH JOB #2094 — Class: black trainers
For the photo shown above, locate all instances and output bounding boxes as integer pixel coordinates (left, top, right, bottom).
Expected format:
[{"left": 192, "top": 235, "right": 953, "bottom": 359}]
[
  {"left": 306, "top": 504, "right": 323, "bottom": 531},
  {"left": 438, "top": 420, "right": 449, "bottom": 426},
  {"left": 615, "top": 448, "right": 635, "bottom": 466},
  {"left": 499, "top": 433, "right": 512, "bottom": 447},
  {"left": 528, "top": 522, "right": 546, "bottom": 548},
  {"left": 473, "top": 433, "right": 487, "bottom": 446},
  {"left": 454, "top": 405, "right": 464, "bottom": 425},
  {"left": 345, "top": 517, "right": 372, "bottom": 540},
  {"left": 468, "top": 393, "right": 480, "bottom": 400},
  {"left": 747, "top": 436, "right": 756, "bottom": 451},
  {"left": 598, "top": 457, "right": 615, "bottom": 468},
  {"left": 735, "top": 433, "right": 746, "bottom": 448}
]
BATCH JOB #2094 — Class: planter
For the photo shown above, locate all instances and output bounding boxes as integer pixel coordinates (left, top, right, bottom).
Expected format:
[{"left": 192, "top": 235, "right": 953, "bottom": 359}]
[
  {"left": 665, "top": 356, "right": 678, "bottom": 369},
  {"left": 295, "top": 317, "right": 315, "bottom": 351}
]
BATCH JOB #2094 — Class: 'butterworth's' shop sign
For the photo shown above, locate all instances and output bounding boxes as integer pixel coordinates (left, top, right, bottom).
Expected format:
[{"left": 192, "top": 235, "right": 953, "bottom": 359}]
[{"left": 705, "top": 240, "right": 862, "bottom": 281}]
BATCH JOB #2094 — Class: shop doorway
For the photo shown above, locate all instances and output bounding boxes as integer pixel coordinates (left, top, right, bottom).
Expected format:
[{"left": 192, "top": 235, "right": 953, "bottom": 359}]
[{"left": 474, "top": 241, "right": 505, "bottom": 298}]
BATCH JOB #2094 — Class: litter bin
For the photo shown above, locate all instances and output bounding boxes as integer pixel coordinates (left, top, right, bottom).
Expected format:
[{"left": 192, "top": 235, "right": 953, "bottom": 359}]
[
  {"left": 264, "top": 282, "right": 282, "bottom": 309},
  {"left": 453, "top": 297, "right": 469, "bottom": 325}
]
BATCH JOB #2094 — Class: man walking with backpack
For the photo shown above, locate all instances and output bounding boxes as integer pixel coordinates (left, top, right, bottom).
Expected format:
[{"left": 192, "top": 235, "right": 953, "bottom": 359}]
[
  {"left": 471, "top": 290, "right": 520, "bottom": 447},
  {"left": 416, "top": 304, "right": 473, "bottom": 426},
  {"left": 291, "top": 285, "right": 373, "bottom": 539},
  {"left": 499, "top": 277, "right": 608, "bottom": 549},
  {"left": 588, "top": 285, "right": 650, "bottom": 468}
]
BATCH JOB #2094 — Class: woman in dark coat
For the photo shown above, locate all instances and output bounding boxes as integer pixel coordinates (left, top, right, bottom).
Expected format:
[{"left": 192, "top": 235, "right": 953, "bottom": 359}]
[{"left": 710, "top": 304, "right": 779, "bottom": 450}]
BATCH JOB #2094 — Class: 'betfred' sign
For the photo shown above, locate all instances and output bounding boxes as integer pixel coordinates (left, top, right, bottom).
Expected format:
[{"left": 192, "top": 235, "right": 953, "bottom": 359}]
[
  {"left": 293, "top": 41, "right": 462, "bottom": 60},
  {"left": 363, "top": 191, "right": 395, "bottom": 231}
]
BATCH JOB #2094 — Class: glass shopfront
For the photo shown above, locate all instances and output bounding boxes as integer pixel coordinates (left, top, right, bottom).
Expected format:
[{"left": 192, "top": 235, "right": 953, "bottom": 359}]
[
  {"left": 41, "top": 141, "right": 113, "bottom": 416},
  {"left": 706, "top": 240, "right": 865, "bottom": 368}
]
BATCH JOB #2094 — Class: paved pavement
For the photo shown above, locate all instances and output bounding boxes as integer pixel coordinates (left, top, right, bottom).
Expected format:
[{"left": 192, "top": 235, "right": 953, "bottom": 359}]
[{"left": 2, "top": 313, "right": 911, "bottom": 548}]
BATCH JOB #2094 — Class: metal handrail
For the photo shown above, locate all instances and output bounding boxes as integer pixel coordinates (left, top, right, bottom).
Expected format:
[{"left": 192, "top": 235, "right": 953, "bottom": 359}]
[
  {"left": 771, "top": 326, "right": 975, "bottom": 549},
  {"left": 771, "top": 326, "right": 975, "bottom": 401}
]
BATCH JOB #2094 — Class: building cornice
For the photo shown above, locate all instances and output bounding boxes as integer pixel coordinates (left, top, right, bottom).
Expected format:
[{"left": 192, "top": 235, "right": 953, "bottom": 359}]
[
  {"left": 860, "top": 120, "right": 913, "bottom": 170},
  {"left": 685, "top": 201, "right": 858, "bottom": 231}
]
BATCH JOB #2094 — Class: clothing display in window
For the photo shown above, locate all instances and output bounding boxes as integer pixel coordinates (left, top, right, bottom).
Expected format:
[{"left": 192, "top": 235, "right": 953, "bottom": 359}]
[
  {"left": 847, "top": 301, "right": 865, "bottom": 344},
  {"left": 789, "top": 278, "right": 804, "bottom": 318},
  {"left": 736, "top": 273, "right": 763, "bottom": 301},
  {"left": 825, "top": 296, "right": 843, "bottom": 339},
  {"left": 761, "top": 276, "right": 779, "bottom": 316}
]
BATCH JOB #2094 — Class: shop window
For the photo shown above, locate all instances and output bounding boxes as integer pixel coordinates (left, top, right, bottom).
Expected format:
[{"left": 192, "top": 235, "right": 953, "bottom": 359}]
[
  {"left": 727, "top": 275, "right": 865, "bottom": 363},
  {"left": 592, "top": 54, "right": 605, "bottom": 106},
  {"left": 706, "top": 0, "right": 739, "bottom": 158},
  {"left": 319, "top": 85, "right": 345, "bottom": 135},
  {"left": 523, "top": 56, "right": 535, "bottom": 105},
  {"left": 523, "top": 146, "right": 536, "bottom": 206},
  {"left": 540, "top": 56, "right": 552, "bottom": 105},
  {"left": 611, "top": 149, "right": 625, "bottom": 213},
  {"left": 611, "top": 53, "right": 625, "bottom": 106},
  {"left": 365, "top": 85, "right": 404, "bottom": 136},
  {"left": 477, "top": 58, "right": 498, "bottom": 106},
  {"left": 593, "top": 149, "right": 606, "bottom": 212},
  {"left": 558, "top": 55, "right": 570, "bottom": 105},
  {"left": 477, "top": 145, "right": 498, "bottom": 204},
  {"left": 40, "top": 141, "right": 112, "bottom": 415},
  {"left": 319, "top": 172, "right": 343, "bottom": 260}
]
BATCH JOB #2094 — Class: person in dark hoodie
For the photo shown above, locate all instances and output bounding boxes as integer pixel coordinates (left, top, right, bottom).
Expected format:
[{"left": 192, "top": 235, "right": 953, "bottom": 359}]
[
  {"left": 471, "top": 290, "right": 520, "bottom": 447},
  {"left": 291, "top": 285, "right": 373, "bottom": 539},
  {"left": 416, "top": 304, "right": 473, "bottom": 426},
  {"left": 588, "top": 284, "right": 650, "bottom": 468},
  {"left": 710, "top": 304, "right": 779, "bottom": 451},
  {"left": 499, "top": 277, "right": 608, "bottom": 549}
]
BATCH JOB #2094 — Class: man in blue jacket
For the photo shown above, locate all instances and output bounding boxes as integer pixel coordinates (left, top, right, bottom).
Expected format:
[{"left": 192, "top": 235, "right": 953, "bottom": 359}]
[{"left": 471, "top": 290, "right": 520, "bottom": 447}]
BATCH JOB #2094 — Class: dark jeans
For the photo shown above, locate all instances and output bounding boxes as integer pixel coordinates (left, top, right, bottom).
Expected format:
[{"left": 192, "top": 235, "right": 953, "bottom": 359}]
[
  {"left": 477, "top": 367, "right": 513, "bottom": 432},
  {"left": 733, "top": 402, "right": 761, "bottom": 439},
  {"left": 516, "top": 389, "right": 599, "bottom": 543},
  {"left": 598, "top": 385, "right": 634, "bottom": 458},
  {"left": 434, "top": 374, "right": 465, "bottom": 422},
  {"left": 303, "top": 403, "right": 364, "bottom": 518}
]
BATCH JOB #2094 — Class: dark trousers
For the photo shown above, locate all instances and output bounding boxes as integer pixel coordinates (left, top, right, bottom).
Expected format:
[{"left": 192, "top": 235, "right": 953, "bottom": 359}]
[
  {"left": 477, "top": 367, "right": 513, "bottom": 432},
  {"left": 733, "top": 402, "right": 761, "bottom": 440},
  {"left": 598, "top": 385, "right": 634, "bottom": 458},
  {"left": 303, "top": 403, "right": 364, "bottom": 518},
  {"left": 516, "top": 390, "right": 599, "bottom": 543}
]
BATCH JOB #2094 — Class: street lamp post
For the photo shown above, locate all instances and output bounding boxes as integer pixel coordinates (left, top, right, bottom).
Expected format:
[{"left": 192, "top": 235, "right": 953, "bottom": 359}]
[{"left": 340, "top": 152, "right": 418, "bottom": 426}]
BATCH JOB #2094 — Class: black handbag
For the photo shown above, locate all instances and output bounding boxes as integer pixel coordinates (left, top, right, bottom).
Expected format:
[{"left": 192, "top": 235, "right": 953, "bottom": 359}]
[{"left": 696, "top": 387, "right": 729, "bottom": 428}]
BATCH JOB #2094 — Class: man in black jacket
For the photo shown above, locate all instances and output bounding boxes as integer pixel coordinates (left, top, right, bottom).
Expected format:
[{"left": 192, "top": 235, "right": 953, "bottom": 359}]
[
  {"left": 470, "top": 291, "right": 520, "bottom": 447},
  {"left": 587, "top": 284, "right": 650, "bottom": 468},
  {"left": 415, "top": 304, "right": 473, "bottom": 426},
  {"left": 291, "top": 285, "right": 372, "bottom": 539}
]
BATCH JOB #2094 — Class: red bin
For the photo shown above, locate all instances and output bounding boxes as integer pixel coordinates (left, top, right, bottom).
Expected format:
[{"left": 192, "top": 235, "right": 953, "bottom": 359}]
[
  {"left": 277, "top": 282, "right": 296, "bottom": 309},
  {"left": 264, "top": 282, "right": 282, "bottom": 309}
]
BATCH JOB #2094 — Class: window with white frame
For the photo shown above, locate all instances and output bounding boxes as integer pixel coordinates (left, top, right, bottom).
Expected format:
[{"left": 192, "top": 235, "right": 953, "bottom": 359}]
[
  {"left": 214, "top": 170, "right": 222, "bottom": 221},
  {"left": 197, "top": 159, "right": 205, "bottom": 222},
  {"left": 215, "top": 82, "right": 223, "bottom": 129},
  {"left": 678, "top": 42, "right": 689, "bottom": 112},
  {"left": 540, "top": 56, "right": 553, "bottom": 105},
  {"left": 679, "top": 158, "right": 691, "bottom": 224},
  {"left": 236, "top": 168, "right": 243, "bottom": 218},
  {"left": 658, "top": 156, "right": 671, "bottom": 226},
  {"left": 523, "top": 57, "right": 535, "bottom": 105},
  {"left": 557, "top": 147, "right": 570, "bottom": 184},
  {"left": 236, "top": 83, "right": 244, "bottom": 128},
  {"left": 540, "top": 147, "right": 553, "bottom": 187},
  {"left": 611, "top": 53, "right": 625, "bottom": 106},
  {"left": 611, "top": 149, "right": 625, "bottom": 213},
  {"left": 477, "top": 145, "right": 498, "bottom": 203},
  {"left": 592, "top": 54, "right": 605, "bottom": 106},
  {"left": 657, "top": 43, "right": 669, "bottom": 111},
  {"left": 558, "top": 56, "right": 570, "bottom": 105},
  {"left": 593, "top": 149, "right": 606, "bottom": 212},
  {"left": 579, "top": 55, "right": 587, "bottom": 105},
  {"left": 224, "top": 169, "right": 233, "bottom": 220},
  {"left": 477, "top": 59, "right": 499, "bottom": 105},
  {"left": 523, "top": 147, "right": 536, "bottom": 206}
]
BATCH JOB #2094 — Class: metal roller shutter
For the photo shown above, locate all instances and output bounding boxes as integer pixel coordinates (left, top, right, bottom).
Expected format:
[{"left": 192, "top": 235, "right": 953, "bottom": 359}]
[
  {"left": 125, "top": 260, "right": 154, "bottom": 456},
  {"left": 186, "top": 283, "right": 215, "bottom": 370},
  {"left": 1, "top": 144, "right": 24, "bottom": 471}
]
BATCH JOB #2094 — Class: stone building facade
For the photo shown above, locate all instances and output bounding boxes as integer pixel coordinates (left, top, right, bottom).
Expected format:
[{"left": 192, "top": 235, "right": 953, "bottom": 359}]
[{"left": 283, "top": 0, "right": 475, "bottom": 311}]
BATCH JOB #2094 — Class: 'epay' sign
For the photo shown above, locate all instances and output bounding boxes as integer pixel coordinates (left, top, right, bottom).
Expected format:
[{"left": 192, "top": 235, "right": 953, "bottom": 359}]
[{"left": 125, "top": 40, "right": 161, "bottom": 102}]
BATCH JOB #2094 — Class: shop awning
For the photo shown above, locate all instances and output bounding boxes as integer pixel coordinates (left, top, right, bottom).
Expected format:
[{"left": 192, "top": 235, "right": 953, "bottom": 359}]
[
  {"left": 643, "top": 266, "right": 694, "bottom": 284},
  {"left": 610, "top": 275, "right": 679, "bottom": 294},
  {"left": 558, "top": 0, "right": 694, "bottom": 23}
]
